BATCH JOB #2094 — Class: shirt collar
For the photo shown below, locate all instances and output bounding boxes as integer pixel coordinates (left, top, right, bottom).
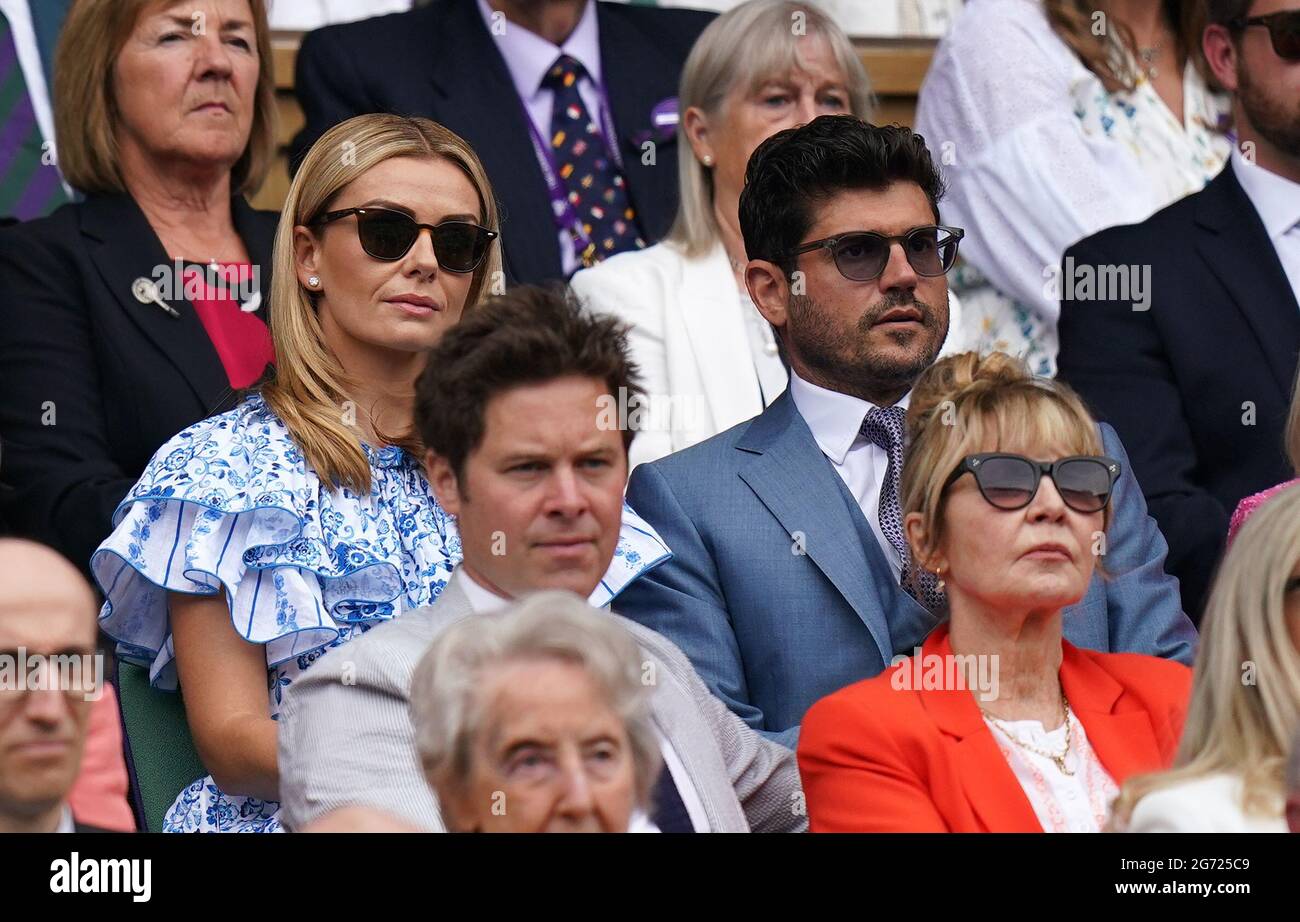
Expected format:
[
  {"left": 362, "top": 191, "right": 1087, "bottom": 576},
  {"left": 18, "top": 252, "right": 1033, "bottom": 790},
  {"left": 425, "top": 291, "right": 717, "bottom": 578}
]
[
  {"left": 476, "top": 0, "right": 602, "bottom": 100},
  {"left": 454, "top": 567, "right": 512, "bottom": 615},
  {"left": 1232, "top": 146, "right": 1300, "bottom": 242},
  {"left": 787, "top": 369, "right": 911, "bottom": 464},
  {"left": 56, "top": 805, "right": 74, "bottom": 834}
]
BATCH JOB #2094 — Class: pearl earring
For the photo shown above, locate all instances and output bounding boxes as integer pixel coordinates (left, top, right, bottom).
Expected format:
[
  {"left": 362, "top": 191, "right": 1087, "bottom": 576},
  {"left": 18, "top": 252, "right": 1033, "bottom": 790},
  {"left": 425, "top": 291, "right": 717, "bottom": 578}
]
[
  {"left": 307, "top": 276, "right": 320, "bottom": 288},
  {"left": 934, "top": 565, "right": 946, "bottom": 593},
  {"left": 701, "top": 155, "right": 714, "bottom": 167}
]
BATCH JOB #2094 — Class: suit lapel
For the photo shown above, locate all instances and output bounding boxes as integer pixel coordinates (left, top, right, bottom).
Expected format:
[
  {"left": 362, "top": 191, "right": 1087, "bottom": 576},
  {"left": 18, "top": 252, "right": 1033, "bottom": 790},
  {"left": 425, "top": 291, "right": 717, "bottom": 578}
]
[
  {"left": 425, "top": 0, "right": 563, "bottom": 283},
  {"left": 677, "top": 243, "right": 766, "bottom": 431},
  {"left": 1194, "top": 162, "right": 1300, "bottom": 398},
  {"left": 735, "top": 393, "right": 893, "bottom": 663},
  {"left": 79, "top": 193, "right": 231, "bottom": 415},
  {"left": 919, "top": 628, "right": 1043, "bottom": 831},
  {"left": 1059, "top": 642, "right": 1164, "bottom": 783}
]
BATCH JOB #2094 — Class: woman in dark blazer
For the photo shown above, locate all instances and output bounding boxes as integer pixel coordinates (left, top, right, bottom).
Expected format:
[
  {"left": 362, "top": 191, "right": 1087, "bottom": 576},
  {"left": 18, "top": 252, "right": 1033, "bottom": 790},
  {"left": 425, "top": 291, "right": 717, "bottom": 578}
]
[{"left": 0, "top": 0, "right": 279, "bottom": 573}]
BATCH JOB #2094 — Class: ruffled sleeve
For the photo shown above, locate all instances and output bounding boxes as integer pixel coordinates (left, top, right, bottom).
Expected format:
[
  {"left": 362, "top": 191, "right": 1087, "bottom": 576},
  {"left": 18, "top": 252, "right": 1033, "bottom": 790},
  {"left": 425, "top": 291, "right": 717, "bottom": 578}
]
[{"left": 91, "top": 396, "right": 457, "bottom": 690}]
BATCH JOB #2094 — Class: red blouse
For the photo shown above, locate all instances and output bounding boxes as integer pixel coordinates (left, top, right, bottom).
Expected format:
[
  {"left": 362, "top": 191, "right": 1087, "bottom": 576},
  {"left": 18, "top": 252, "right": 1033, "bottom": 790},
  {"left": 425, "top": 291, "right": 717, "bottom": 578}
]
[{"left": 182, "top": 262, "right": 275, "bottom": 388}]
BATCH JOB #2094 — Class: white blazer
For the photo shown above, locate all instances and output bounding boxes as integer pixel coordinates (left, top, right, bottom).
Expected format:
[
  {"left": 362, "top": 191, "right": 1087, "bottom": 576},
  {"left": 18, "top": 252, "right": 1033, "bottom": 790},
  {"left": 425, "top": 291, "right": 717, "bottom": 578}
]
[
  {"left": 572, "top": 239, "right": 967, "bottom": 470},
  {"left": 1126, "top": 773, "right": 1287, "bottom": 833}
]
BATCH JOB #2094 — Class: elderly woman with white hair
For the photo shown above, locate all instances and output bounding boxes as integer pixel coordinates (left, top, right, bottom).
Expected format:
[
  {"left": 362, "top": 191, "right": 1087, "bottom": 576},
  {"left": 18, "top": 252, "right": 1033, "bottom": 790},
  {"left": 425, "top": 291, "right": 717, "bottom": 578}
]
[
  {"left": 572, "top": 0, "right": 963, "bottom": 470},
  {"left": 409, "top": 592, "right": 663, "bottom": 833},
  {"left": 1114, "top": 482, "right": 1300, "bottom": 833}
]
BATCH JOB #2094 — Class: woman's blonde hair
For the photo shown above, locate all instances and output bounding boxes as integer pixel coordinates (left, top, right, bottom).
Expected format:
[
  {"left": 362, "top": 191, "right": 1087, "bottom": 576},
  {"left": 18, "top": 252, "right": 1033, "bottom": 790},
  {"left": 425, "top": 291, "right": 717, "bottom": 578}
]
[
  {"left": 901, "top": 352, "right": 1109, "bottom": 571},
  {"left": 666, "top": 0, "right": 874, "bottom": 257},
  {"left": 53, "top": 0, "right": 277, "bottom": 195},
  {"left": 1113, "top": 482, "right": 1300, "bottom": 823},
  {"left": 261, "top": 114, "right": 502, "bottom": 494},
  {"left": 1043, "top": 0, "right": 1213, "bottom": 94}
]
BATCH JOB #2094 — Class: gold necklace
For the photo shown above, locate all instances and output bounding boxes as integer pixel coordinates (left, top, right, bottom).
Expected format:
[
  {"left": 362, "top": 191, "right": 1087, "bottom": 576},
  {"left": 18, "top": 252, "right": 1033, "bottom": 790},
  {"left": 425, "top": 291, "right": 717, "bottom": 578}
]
[{"left": 982, "top": 692, "right": 1074, "bottom": 776}]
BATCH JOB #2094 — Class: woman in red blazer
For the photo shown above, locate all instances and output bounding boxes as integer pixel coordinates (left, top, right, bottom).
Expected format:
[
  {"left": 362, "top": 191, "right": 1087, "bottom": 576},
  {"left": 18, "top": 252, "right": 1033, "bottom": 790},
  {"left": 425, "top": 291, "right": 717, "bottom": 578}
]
[{"left": 798, "top": 353, "right": 1192, "bottom": 832}]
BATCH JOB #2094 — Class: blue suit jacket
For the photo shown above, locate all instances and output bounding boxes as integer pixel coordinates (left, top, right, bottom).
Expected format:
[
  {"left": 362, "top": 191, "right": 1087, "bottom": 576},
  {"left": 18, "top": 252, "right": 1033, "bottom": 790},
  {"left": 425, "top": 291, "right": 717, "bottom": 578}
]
[{"left": 620, "top": 391, "right": 1198, "bottom": 749}]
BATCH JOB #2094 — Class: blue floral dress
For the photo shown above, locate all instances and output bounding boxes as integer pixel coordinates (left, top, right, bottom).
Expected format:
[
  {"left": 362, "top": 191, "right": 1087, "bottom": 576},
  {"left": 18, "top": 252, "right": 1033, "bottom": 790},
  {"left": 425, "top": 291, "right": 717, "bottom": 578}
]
[{"left": 91, "top": 394, "right": 670, "bottom": 832}]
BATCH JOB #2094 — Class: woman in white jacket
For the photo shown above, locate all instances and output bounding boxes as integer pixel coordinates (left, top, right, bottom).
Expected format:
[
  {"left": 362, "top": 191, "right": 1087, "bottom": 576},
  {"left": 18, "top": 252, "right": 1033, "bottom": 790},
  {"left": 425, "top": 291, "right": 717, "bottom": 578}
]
[
  {"left": 572, "top": 0, "right": 963, "bottom": 471},
  {"left": 1112, "top": 483, "right": 1300, "bottom": 833}
]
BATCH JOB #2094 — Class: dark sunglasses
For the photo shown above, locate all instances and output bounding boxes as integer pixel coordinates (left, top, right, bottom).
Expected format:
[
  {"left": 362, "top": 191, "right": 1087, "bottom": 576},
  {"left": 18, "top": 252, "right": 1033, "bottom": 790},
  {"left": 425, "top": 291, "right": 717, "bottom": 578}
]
[
  {"left": 313, "top": 207, "right": 497, "bottom": 271},
  {"left": 944, "top": 453, "right": 1121, "bottom": 514},
  {"left": 1231, "top": 10, "right": 1300, "bottom": 60},
  {"left": 786, "top": 225, "right": 964, "bottom": 282}
]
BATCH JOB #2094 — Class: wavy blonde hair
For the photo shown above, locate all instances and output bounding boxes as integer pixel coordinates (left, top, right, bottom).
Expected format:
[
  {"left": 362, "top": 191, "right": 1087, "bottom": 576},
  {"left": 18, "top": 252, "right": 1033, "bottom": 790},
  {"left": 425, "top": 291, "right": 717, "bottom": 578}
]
[
  {"left": 1113, "top": 483, "right": 1300, "bottom": 823},
  {"left": 901, "top": 351, "right": 1109, "bottom": 576},
  {"left": 1043, "top": 0, "right": 1213, "bottom": 93},
  {"left": 667, "top": 0, "right": 874, "bottom": 257},
  {"left": 54, "top": 0, "right": 277, "bottom": 195},
  {"left": 261, "top": 114, "right": 502, "bottom": 494}
]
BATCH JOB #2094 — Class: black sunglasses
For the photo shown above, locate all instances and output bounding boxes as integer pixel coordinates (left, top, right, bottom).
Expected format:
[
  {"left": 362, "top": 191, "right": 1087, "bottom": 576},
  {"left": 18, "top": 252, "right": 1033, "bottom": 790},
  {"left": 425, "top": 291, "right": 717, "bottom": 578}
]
[
  {"left": 1231, "top": 10, "right": 1300, "bottom": 60},
  {"left": 313, "top": 207, "right": 497, "bottom": 271},
  {"left": 786, "top": 225, "right": 964, "bottom": 282},
  {"left": 944, "top": 453, "right": 1121, "bottom": 514}
]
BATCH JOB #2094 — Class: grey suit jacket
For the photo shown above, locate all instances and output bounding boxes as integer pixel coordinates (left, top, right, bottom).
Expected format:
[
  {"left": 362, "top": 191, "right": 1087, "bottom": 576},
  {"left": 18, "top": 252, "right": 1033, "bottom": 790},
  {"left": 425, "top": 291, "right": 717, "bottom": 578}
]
[{"left": 277, "top": 577, "right": 806, "bottom": 832}]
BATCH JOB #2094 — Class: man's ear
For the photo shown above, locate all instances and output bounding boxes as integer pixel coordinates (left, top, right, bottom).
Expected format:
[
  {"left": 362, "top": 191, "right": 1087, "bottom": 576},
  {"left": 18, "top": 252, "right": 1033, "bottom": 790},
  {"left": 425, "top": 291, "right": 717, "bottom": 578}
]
[
  {"left": 1202, "top": 24, "right": 1240, "bottom": 94},
  {"left": 425, "top": 450, "right": 463, "bottom": 517},
  {"left": 745, "top": 259, "right": 791, "bottom": 333}
]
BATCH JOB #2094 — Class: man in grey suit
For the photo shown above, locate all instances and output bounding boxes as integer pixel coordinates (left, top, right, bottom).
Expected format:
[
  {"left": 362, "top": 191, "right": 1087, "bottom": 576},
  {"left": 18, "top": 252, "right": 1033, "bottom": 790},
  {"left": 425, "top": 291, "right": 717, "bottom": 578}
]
[
  {"left": 277, "top": 286, "right": 805, "bottom": 833},
  {"left": 616, "top": 116, "right": 1199, "bottom": 749}
]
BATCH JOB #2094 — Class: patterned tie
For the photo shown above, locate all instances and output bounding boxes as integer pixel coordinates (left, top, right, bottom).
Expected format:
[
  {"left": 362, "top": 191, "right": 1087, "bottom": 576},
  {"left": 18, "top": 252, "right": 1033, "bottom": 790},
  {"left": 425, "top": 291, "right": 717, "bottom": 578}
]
[
  {"left": 542, "top": 54, "right": 644, "bottom": 267},
  {"left": 859, "top": 405, "right": 947, "bottom": 614},
  {"left": 0, "top": 11, "right": 69, "bottom": 220}
]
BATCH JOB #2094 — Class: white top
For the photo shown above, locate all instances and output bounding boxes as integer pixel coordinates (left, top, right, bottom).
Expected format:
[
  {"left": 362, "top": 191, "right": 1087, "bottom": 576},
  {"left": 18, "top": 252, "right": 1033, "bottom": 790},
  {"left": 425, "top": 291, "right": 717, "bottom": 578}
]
[
  {"left": 1126, "top": 772, "right": 1288, "bottom": 833},
  {"left": 0, "top": 0, "right": 56, "bottom": 171},
  {"left": 476, "top": 0, "right": 606, "bottom": 277},
  {"left": 451, "top": 567, "right": 710, "bottom": 833},
  {"left": 788, "top": 371, "right": 908, "bottom": 579},
  {"left": 268, "top": 0, "right": 411, "bottom": 29},
  {"left": 739, "top": 291, "right": 787, "bottom": 407},
  {"left": 1232, "top": 147, "right": 1300, "bottom": 313},
  {"left": 984, "top": 708, "right": 1119, "bottom": 833},
  {"left": 914, "top": 0, "right": 1230, "bottom": 374}
]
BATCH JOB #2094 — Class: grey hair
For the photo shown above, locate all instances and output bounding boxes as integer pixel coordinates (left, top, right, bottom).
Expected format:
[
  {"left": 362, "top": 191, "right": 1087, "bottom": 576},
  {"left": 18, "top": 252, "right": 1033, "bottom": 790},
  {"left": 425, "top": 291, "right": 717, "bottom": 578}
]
[
  {"left": 409, "top": 590, "right": 661, "bottom": 815},
  {"left": 666, "top": 0, "right": 875, "bottom": 257}
]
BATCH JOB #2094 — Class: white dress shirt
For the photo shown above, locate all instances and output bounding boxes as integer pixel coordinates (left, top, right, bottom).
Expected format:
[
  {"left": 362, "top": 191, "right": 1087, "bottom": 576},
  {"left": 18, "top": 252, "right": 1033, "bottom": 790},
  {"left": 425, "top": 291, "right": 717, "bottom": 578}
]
[
  {"left": 268, "top": 0, "right": 411, "bottom": 29},
  {"left": 450, "top": 567, "right": 710, "bottom": 833},
  {"left": 788, "top": 370, "right": 908, "bottom": 580},
  {"left": 475, "top": 0, "right": 611, "bottom": 277},
  {"left": 1232, "top": 147, "right": 1300, "bottom": 313},
  {"left": 56, "top": 805, "right": 74, "bottom": 833}
]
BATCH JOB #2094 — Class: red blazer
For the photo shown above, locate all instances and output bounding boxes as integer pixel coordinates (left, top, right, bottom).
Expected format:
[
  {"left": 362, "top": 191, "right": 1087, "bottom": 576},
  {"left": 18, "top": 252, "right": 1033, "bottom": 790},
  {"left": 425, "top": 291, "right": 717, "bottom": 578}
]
[{"left": 797, "top": 624, "right": 1192, "bottom": 832}]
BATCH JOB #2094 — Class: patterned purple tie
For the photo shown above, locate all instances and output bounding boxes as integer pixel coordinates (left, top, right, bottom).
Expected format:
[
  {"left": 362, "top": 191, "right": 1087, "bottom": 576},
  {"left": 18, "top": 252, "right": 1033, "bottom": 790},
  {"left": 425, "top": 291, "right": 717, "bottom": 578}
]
[
  {"left": 542, "top": 54, "right": 644, "bottom": 267},
  {"left": 0, "top": 11, "right": 69, "bottom": 220},
  {"left": 859, "top": 405, "right": 947, "bottom": 613}
]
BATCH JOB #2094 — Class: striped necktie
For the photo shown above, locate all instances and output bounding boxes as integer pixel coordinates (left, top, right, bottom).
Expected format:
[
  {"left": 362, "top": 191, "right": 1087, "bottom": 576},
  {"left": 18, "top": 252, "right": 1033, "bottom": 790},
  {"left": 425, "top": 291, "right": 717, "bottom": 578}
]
[{"left": 0, "top": 9, "right": 69, "bottom": 221}]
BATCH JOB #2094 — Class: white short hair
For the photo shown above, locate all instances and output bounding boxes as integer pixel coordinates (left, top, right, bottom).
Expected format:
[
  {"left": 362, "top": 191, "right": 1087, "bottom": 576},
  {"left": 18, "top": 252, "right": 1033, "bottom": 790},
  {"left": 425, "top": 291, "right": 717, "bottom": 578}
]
[
  {"left": 667, "top": 0, "right": 875, "bottom": 257},
  {"left": 409, "top": 590, "right": 661, "bottom": 810}
]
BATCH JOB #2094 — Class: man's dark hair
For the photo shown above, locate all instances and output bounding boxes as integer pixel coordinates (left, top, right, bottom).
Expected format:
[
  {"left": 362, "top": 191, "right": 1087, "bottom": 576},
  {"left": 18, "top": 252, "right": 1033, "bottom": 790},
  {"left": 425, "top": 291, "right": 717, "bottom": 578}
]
[
  {"left": 1205, "top": 0, "right": 1254, "bottom": 27},
  {"left": 415, "top": 285, "right": 641, "bottom": 482},
  {"left": 738, "top": 115, "right": 946, "bottom": 277}
]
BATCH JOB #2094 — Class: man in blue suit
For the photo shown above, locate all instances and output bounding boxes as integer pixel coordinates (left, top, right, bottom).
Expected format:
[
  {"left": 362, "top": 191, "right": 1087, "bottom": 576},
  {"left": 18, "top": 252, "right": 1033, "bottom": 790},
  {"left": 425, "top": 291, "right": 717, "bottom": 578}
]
[{"left": 617, "top": 116, "right": 1198, "bottom": 749}]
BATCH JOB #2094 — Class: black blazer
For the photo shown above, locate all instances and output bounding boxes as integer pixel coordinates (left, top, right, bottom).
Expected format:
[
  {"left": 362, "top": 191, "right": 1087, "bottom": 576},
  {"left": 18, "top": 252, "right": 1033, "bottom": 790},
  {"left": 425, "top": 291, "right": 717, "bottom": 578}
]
[
  {"left": 290, "top": 0, "right": 714, "bottom": 285},
  {"left": 1057, "top": 162, "right": 1300, "bottom": 621},
  {"left": 0, "top": 194, "right": 277, "bottom": 573}
]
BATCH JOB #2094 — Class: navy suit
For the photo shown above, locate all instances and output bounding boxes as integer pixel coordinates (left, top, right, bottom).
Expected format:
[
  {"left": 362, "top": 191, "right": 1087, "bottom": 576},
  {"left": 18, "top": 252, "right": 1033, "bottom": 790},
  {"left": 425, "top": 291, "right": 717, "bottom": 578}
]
[
  {"left": 1058, "top": 162, "right": 1300, "bottom": 621},
  {"left": 290, "top": 0, "right": 714, "bottom": 285},
  {"left": 619, "top": 390, "right": 1198, "bottom": 748}
]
